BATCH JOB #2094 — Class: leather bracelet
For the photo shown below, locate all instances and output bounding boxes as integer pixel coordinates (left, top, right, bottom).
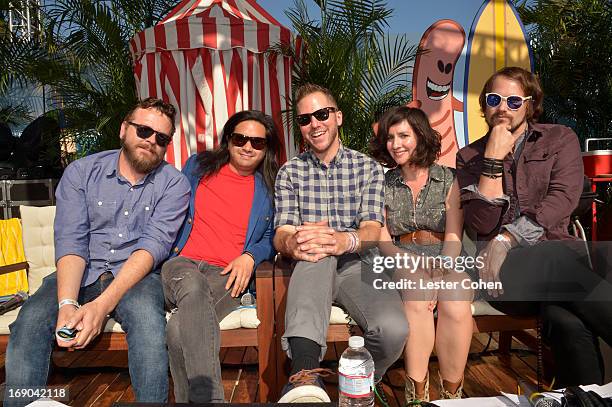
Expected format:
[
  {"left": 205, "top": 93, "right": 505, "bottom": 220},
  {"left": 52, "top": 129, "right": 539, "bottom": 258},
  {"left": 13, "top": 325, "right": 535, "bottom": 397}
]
[
  {"left": 482, "top": 161, "right": 503, "bottom": 170},
  {"left": 483, "top": 159, "right": 504, "bottom": 166},
  {"left": 242, "top": 251, "right": 255, "bottom": 262},
  {"left": 58, "top": 298, "right": 80, "bottom": 310},
  {"left": 482, "top": 163, "right": 504, "bottom": 171},
  {"left": 481, "top": 172, "right": 503, "bottom": 179}
]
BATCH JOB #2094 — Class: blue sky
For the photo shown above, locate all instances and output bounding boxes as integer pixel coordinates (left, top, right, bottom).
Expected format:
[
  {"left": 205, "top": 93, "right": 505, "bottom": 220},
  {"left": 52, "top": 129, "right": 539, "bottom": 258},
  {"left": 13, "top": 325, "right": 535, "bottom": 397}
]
[
  {"left": 256, "top": 0, "right": 499, "bottom": 146},
  {"left": 257, "top": 0, "right": 487, "bottom": 36}
]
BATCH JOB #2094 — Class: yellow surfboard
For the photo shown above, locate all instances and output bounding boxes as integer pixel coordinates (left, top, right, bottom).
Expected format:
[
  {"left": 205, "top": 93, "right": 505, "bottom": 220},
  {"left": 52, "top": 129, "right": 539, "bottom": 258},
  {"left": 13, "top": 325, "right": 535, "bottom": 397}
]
[{"left": 463, "top": 0, "right": 533, "bottom": 144}]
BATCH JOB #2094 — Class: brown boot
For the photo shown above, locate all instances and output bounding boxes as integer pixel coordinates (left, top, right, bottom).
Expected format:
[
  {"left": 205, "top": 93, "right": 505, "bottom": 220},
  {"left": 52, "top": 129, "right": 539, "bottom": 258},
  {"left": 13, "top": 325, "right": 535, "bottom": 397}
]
[
  {"left": 438, "top": 371, "right": 464, "bottom": 399},
  {"left": 405, "top": 371, "right": 429, "bottom": 405}
]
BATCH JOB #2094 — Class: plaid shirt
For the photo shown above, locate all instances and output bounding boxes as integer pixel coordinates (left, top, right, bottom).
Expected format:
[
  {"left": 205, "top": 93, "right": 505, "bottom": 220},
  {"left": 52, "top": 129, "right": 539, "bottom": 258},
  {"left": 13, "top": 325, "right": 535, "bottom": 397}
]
[{"left": 274, "top": 145, "right": 385, "bottom": 231}]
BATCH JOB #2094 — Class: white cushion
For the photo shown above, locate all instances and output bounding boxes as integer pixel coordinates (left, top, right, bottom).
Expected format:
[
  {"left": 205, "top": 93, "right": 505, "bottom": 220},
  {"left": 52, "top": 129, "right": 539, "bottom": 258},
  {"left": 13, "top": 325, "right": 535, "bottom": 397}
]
[
  {"left": 103, "top": 308, "right": 260, "bottom": 333},
  {"left": 20, "top": 206, "right": 56, "bottom": 294},
  {"left": 3, "top": 205, "right": 259, "bottom": 333},
  {"left": 471, "top": 301, "right": 505, "bottom": 316},
  {"left": 330, "top": 305, "right": 356, "bottom": 325},
  {"left": 328, "top": 300, "right": 505, "bottom": 325},
  {"left": 0, "top": 308, "right": 21, "bottom": 334}
]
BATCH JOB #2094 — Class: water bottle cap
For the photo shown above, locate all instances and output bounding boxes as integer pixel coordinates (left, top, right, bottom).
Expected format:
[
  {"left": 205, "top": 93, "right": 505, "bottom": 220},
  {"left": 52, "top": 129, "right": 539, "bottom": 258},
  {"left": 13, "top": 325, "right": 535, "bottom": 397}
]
[{"left": 348, "top": 336, "right": 364, "bottom": 348}]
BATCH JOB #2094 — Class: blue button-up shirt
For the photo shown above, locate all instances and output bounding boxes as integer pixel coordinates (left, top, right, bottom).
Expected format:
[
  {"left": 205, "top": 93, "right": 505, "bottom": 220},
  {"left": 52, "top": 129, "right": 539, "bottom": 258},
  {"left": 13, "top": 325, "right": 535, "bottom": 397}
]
[{"left": 54, "top": 150, "right": 190, "bottom": 287}]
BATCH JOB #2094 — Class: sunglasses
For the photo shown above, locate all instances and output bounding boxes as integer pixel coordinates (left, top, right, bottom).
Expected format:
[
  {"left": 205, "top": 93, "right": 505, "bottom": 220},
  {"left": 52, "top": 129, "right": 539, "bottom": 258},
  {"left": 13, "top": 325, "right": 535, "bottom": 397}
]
[
  {"left": 485, "top": 93, "right": 532, "bottom": 110},
  {"left": 296, "top": 107, "right": 337, "bottom": 127},
  {"left": 230, "top": 133, "right": 267, "bottom": 150},
  {"left": 127, "top": 121, "right": 172, "bottom": 147}
]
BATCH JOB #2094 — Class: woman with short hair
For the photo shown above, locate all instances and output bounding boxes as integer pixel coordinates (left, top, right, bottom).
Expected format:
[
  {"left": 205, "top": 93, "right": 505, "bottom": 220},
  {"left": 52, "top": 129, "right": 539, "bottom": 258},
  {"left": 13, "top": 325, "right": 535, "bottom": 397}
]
[{"left": 370, "top": 106, "right": 473, "bottom": 404}]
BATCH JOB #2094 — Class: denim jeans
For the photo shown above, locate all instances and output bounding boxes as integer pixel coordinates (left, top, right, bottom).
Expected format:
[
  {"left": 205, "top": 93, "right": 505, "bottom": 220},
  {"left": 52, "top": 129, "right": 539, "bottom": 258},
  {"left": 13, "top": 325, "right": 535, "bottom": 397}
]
[
  {"left": 161, "top": 256, "right": 240, "bottom": 403},
  {"left": 3, "top": 272, "right": 168, "bottom": 407}
]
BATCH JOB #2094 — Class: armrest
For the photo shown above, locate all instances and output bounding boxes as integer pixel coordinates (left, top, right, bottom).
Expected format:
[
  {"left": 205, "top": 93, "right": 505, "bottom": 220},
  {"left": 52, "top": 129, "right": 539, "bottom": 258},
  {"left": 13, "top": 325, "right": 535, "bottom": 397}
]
[
  {"left": 272, "top": 254, "right": 294, "bottom": 278},
  {"left": 0, "top": 261, "right": 29, "bottom": 276},
  {"left": 255, "top": 260, "right": 274, "bottom": 279}
]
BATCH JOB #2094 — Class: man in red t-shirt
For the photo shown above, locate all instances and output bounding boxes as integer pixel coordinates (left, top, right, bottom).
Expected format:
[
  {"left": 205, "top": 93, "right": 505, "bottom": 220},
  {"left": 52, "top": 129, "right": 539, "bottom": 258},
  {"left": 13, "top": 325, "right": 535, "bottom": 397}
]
[{"left": 161, "top": 110, "right": 280, "bottom": 403}]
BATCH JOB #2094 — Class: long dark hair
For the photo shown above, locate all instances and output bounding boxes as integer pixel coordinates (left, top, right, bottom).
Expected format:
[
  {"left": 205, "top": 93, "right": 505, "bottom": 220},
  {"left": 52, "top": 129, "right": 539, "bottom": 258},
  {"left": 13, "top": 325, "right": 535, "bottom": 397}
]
[
  {"left": 370, "top": 106, "right": 441, "bottom": 168},
  {"left": 195, "top": 110, "right": 280, "bottom": 195}
]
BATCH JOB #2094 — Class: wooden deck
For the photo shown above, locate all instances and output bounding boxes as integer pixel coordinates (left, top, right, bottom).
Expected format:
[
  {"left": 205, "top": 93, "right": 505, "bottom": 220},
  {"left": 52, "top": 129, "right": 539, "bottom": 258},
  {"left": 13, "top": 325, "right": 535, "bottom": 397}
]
[{"left": 0, "top": 331, "right": 552, "bottom": 405}]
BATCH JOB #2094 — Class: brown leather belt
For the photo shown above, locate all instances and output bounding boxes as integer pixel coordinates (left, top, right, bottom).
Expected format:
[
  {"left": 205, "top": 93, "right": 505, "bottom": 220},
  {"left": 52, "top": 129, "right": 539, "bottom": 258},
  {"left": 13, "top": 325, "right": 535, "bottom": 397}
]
[{"left": 397, "top": 230, "right": 444, "bottom": 245}]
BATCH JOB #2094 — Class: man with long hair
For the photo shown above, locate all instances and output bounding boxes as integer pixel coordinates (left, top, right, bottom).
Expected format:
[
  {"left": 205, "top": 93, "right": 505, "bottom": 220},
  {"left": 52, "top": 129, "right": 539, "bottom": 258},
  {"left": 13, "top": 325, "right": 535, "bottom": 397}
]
[
  {"left": 161, "top": 110, "right": 280, "bottom": 403},
  {"left": 274, "top": 84, "right": 408, "bottom": 402},
  {"left": 456, "top": 67, "right": 612, "bottom": 387},
  {"left": 4, "top": 98, "right": 190, "bottom": 406}
]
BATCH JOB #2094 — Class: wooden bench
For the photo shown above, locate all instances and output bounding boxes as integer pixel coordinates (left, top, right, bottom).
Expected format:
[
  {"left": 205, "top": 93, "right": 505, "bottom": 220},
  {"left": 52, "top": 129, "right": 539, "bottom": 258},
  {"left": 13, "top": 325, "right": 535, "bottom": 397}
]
[
  {"left": 270, "top": 256, "right": 538, "bottom": 393},
  {"left": 0, "top": 206, "right": 279, "bottom": 402}
]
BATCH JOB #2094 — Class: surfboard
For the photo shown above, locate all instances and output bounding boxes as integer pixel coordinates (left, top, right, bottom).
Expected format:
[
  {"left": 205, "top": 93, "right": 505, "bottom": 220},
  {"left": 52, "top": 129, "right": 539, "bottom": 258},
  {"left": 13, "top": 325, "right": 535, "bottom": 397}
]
[{"left": 463, "top": 0, "right": 533, "bottom": 144}]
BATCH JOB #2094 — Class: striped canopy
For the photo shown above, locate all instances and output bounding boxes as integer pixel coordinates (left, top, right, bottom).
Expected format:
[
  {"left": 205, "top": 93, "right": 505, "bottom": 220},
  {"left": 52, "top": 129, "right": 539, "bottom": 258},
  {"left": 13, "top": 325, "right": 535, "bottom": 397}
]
[{"left": 129, "top": 0, "right": 297, "bottom": 169}]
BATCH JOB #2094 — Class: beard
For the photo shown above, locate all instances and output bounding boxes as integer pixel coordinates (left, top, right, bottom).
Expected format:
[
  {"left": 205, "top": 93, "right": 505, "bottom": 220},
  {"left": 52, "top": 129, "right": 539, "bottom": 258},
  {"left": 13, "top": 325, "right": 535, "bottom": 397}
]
[
  {"left": 486, "top": 112, "right": 526, "bottom": 134},
  {"left": 120, "top": 137, "right": 164, "bottom": 174}
]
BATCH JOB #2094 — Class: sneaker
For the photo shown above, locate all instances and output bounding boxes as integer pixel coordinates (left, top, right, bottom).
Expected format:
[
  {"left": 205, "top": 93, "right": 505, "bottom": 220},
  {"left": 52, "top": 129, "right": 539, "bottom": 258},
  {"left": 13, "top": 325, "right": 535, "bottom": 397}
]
[
  {"left": 374, "top": 380, "right": 390, "bottom": 406},
  {"left": 278, "top": 368, "right": 333, "bottom": 403}
]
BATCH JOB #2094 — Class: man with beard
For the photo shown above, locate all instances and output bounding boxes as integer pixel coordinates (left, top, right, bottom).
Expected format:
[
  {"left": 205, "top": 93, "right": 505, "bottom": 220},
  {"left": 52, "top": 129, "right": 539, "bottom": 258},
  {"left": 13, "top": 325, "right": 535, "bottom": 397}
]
[
  {"left": 456, "top": 67, "right": 612, "bottom": 386},
  {"left": 4, "top": 98, "right": 190, "bottom": 406},
  {"left": 274, "top": 84, "right": 408, "bottom": 403}
]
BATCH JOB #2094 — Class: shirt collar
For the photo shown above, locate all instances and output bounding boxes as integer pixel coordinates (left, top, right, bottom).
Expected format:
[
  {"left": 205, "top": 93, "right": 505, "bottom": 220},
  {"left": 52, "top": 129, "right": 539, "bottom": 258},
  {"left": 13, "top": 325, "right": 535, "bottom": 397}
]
[
  {"left": 389, "top": 163, "right": 444, "bottom": 186},
  {"left": 106, "top": 149, "right": 158, "bottom": 185},
  {"left": 428, "top": 163, "right": 445, "bottom": 182},
  {"left": 306, "top": 143, "right": 346, "bottom": 168},
  {"left": 105, "top": 150, "right": 121, "bottom": 177}
]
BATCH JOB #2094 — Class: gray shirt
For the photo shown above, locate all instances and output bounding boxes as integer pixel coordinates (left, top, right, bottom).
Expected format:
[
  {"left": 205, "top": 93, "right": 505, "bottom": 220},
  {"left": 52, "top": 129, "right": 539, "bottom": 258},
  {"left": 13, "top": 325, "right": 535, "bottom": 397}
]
[{"left": 54, "top": 149, "right": 191, "bottom": 287}]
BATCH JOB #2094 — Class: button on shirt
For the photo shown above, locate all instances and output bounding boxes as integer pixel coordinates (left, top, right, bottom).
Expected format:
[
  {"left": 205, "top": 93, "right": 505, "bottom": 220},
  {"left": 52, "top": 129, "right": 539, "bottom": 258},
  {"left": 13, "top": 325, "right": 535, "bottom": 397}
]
[
  {"left": 274, "top": 145, "right": 385, "bottom": 231},
  {"left": 54, "top": 150, "right": 191, "bottom": 287}
]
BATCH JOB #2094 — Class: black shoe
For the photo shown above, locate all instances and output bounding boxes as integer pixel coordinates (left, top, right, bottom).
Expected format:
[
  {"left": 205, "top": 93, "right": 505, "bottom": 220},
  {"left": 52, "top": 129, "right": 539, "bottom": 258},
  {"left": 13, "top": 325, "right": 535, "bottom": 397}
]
[{"left": 278, "top": 368, "right": 333, "bottom": 403}]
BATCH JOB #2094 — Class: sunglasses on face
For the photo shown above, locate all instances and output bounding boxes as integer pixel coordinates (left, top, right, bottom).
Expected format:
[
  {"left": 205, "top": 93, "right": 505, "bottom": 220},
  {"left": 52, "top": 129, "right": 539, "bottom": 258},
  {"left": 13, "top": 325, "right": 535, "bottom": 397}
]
[
  {"left": 127, "top": 121, "right": 172, "bottom": 147},
  {"left": 485, "top": 93, "right": 532, "bottom": 110},
  {"left": 296, "top": 107, "right": 337, "bottom": 127},
  {"left": 229, "top": 133, "right": 267, "bottom": 150}
]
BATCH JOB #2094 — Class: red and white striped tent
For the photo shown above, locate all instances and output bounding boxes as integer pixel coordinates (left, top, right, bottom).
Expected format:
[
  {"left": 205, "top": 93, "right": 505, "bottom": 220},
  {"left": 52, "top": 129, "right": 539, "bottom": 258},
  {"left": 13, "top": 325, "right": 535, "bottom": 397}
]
[{"left": 129, "top": 0, "right": 297, "bottom": 169}]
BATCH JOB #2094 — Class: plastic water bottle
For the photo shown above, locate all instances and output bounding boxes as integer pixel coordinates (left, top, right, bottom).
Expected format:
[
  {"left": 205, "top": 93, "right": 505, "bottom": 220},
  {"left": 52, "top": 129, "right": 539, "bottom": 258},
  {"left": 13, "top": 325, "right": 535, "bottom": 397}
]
[{"left": 338, "top": 336, "right": 375, "bottom": 407}]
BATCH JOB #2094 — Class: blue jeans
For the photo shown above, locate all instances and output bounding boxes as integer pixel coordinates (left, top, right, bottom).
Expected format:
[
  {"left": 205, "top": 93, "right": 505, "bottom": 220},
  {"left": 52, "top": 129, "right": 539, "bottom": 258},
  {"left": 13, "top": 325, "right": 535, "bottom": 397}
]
[{"left": 4, "top": 272, "right": 168, "bottom": 407}]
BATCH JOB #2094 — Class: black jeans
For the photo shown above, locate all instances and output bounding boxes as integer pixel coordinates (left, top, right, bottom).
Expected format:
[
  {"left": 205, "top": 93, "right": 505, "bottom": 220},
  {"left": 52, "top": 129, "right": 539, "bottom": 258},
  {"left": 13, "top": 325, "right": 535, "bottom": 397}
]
[
  {"left": 489, "top": 241, "right": 612, "bottom": 387},
  {"left": 161, "top": 256, "right": 241, "bottom": 403}
]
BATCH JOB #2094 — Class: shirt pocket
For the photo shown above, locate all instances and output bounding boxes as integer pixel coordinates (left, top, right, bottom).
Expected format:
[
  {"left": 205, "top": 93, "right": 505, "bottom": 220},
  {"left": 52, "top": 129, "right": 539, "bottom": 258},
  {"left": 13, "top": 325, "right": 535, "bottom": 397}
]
[
  {"left": 523, "top": 151, "right": 555, "bottom": 178},
  {"left": 131, "top": 202, "right": 154, "bottom": 233},
  {"left": 88, "top": 198, "right": 117, "bottom": 230},
  {"left": 420, "top": 205, "right": 446, "bottom": 232},
  {"left": 523, "top": 152, "right": 554, "bottom": 200}
]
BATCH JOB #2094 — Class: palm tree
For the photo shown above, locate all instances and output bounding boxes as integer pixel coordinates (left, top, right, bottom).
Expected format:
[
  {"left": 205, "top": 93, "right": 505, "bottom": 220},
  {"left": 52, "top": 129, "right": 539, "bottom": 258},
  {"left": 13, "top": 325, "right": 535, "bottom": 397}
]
[
  {"left": 516, "top": 0, "right": 612, "bottom": 144},
  {"left": 277, "top": 0, "right": 417, "bottom": 153},
  {"left": 0, "top": 0, "right": 179, "bottom": 158}
]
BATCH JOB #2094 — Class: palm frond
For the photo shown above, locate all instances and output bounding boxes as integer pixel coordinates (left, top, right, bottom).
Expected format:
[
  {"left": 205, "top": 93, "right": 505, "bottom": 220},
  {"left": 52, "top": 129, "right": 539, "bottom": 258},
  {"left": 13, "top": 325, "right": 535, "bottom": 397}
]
[{"left": 0, "top": 0, "right": 181, "bottom": 159}]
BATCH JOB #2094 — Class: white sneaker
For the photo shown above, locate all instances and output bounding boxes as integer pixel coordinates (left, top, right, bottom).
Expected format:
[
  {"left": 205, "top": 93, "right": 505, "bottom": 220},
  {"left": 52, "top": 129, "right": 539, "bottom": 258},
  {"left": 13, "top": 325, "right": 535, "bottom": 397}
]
[{"left": 278, "top": 368, "right": 333, "bottom": 403}]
